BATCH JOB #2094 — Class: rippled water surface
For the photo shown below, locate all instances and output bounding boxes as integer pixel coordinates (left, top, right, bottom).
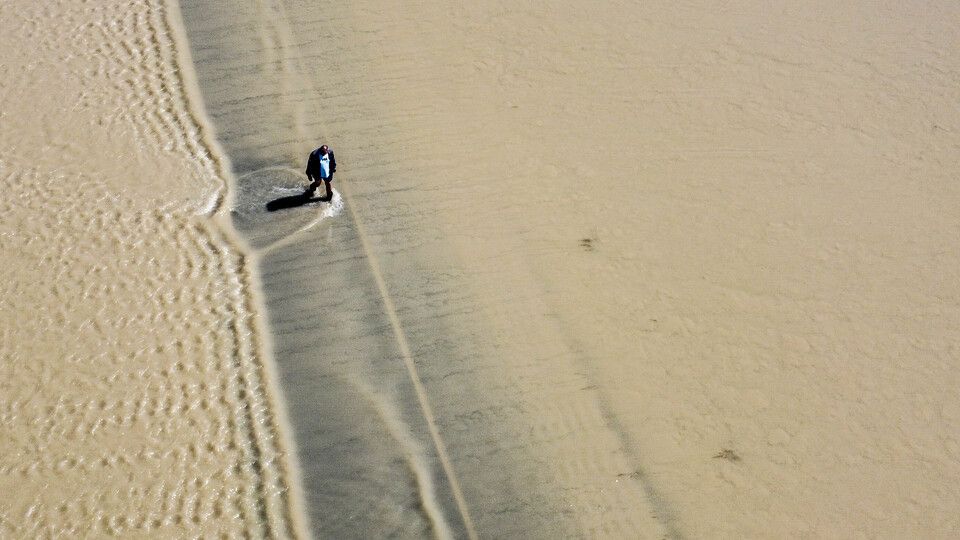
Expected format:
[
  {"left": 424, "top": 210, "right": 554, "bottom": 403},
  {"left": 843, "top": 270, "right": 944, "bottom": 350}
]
[{"left": 0, "top": 0, "right": 296, "bottom": 536}]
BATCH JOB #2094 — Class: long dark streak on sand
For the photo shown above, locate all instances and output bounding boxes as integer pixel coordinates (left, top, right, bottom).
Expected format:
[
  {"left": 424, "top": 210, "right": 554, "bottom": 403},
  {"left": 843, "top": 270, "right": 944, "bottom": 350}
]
[
  {"left": 255, "top": 0, "right": 477, "bottom": 533},
  {"left": 340, "top": 180, "right": 478, "bottom": 539},
  {"left": 178, "top": 0, "right": 682, "bottom": 537},
  {"left": 176, "top": 1, "right": 470, "bottom": 537}
]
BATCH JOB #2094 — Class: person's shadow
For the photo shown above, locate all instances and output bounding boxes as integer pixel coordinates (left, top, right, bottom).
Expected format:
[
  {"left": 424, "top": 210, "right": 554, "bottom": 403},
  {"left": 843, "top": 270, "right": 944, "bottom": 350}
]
[{"left": 266, "top": 191, "right": 331, "bottom": 212}]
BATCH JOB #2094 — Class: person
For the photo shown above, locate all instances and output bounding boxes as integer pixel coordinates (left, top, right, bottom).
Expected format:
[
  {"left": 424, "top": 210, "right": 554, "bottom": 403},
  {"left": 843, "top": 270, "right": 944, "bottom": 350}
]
[{"left": 305, "top": 144, "right": 337, "bottom": 200}]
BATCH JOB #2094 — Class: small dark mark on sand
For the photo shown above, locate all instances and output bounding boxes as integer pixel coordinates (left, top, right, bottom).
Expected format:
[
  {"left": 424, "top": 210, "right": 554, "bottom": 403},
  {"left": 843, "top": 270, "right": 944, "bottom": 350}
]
[{"left": 714, "top": 449, "right": 741, "bottom": 462}]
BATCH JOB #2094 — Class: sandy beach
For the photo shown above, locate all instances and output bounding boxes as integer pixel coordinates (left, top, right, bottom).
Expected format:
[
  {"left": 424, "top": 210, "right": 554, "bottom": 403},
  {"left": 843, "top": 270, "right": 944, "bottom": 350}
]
[{"left": 3, "top": 0, "right": 960, "bottom": 537}]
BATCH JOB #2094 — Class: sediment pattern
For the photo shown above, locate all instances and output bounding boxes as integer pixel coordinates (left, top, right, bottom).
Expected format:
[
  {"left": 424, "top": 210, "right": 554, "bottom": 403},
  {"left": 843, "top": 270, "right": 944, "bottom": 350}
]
[
  {"left": 178, "top": 1, "right": 668, "bottom": 537},
  {"left": 0, "top": 0, "right": 294, "bottom": 536},
  {"left": 179, "top": 1, "right": 960, "bottom": 538}
]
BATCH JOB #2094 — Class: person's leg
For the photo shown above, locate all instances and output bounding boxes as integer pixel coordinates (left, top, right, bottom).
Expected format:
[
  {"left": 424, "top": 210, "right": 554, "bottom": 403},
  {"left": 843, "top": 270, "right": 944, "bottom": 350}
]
[
  {"left": 307, "top": 176, "right": 319, "bottom": 195},
  {"left": 323, "top": 178, "right": 332, "bottom": 200}
]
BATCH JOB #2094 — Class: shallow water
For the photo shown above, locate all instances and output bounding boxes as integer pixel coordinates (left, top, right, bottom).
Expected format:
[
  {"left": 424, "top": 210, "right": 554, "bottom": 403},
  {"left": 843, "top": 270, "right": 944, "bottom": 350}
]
[
  {"left": 178, "top": 1, "right": 638, "bottom": 536},
  {"left": 179, "top": 0, "right": 960, "bottom": 538},
  {"left": 0, "top": 0, "right": 296, "bottom": 536}
]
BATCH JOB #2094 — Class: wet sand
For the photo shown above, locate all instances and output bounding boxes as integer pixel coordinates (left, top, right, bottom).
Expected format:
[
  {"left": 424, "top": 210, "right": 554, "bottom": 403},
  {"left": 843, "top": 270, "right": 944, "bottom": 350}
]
[
  {"left": 3, "top": 0, "right": 960, "bottom": 537},
  {"left": 180, "top": 0, "right": 960, "bottom": 538}
]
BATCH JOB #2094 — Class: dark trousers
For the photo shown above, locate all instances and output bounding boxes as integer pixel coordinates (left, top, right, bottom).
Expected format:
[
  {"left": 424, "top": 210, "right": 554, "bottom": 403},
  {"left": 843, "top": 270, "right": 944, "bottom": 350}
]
[{"left": 308, "top": 174, "right": 333, "bottom": 200}]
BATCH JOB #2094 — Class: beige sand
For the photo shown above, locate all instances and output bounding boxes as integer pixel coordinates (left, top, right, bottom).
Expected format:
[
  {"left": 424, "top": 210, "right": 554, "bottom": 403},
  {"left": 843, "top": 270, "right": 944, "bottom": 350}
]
[
  {"left": 170, "top": 0, "right": 960, "bottom": 538},
  {"left": 327, "top": 4, "right": 960, "bottom": 536},
  {"left": 0, "top": 0, "right": 300, "bottom": 536},
  {"left": 329, "top": 3, "right": 960, "bottom": 537},
  {"left": 4, "top": 0, "right": 960, "bottom": 537},
  {"left": 179, "top": 0, "right": 960, "bottom": 537}
]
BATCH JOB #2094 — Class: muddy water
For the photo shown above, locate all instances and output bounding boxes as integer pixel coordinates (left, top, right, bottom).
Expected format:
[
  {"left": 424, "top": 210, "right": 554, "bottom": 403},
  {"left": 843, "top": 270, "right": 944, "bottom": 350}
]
[
  {"left": 0, "top": 0, "right": 297, "bottom": 537},
  {"left": 179, "top": 0, "right": 960, "bottom": 538}
]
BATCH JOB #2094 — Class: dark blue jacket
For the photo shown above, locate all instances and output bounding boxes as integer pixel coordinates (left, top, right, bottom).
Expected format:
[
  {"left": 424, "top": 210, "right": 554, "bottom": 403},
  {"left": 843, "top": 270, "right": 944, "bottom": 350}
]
[{"left": 306, "top": 148, "right": 337, "bottom": 178}]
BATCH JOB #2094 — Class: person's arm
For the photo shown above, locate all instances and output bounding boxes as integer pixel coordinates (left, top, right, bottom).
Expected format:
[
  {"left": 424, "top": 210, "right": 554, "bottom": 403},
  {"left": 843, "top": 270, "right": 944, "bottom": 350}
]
[
  {"left": 329, "top": 150, "right": 337, "bottom": 173},
  {"left": 305, "top": 150, "right": 315, "bottom": 177}
]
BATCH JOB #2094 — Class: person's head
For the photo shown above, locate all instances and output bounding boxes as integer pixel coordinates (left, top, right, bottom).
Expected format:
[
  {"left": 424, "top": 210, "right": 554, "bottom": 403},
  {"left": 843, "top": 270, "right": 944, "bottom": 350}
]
[{"left": 320, "top": 145, "right": 329, "bottom": 155}]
